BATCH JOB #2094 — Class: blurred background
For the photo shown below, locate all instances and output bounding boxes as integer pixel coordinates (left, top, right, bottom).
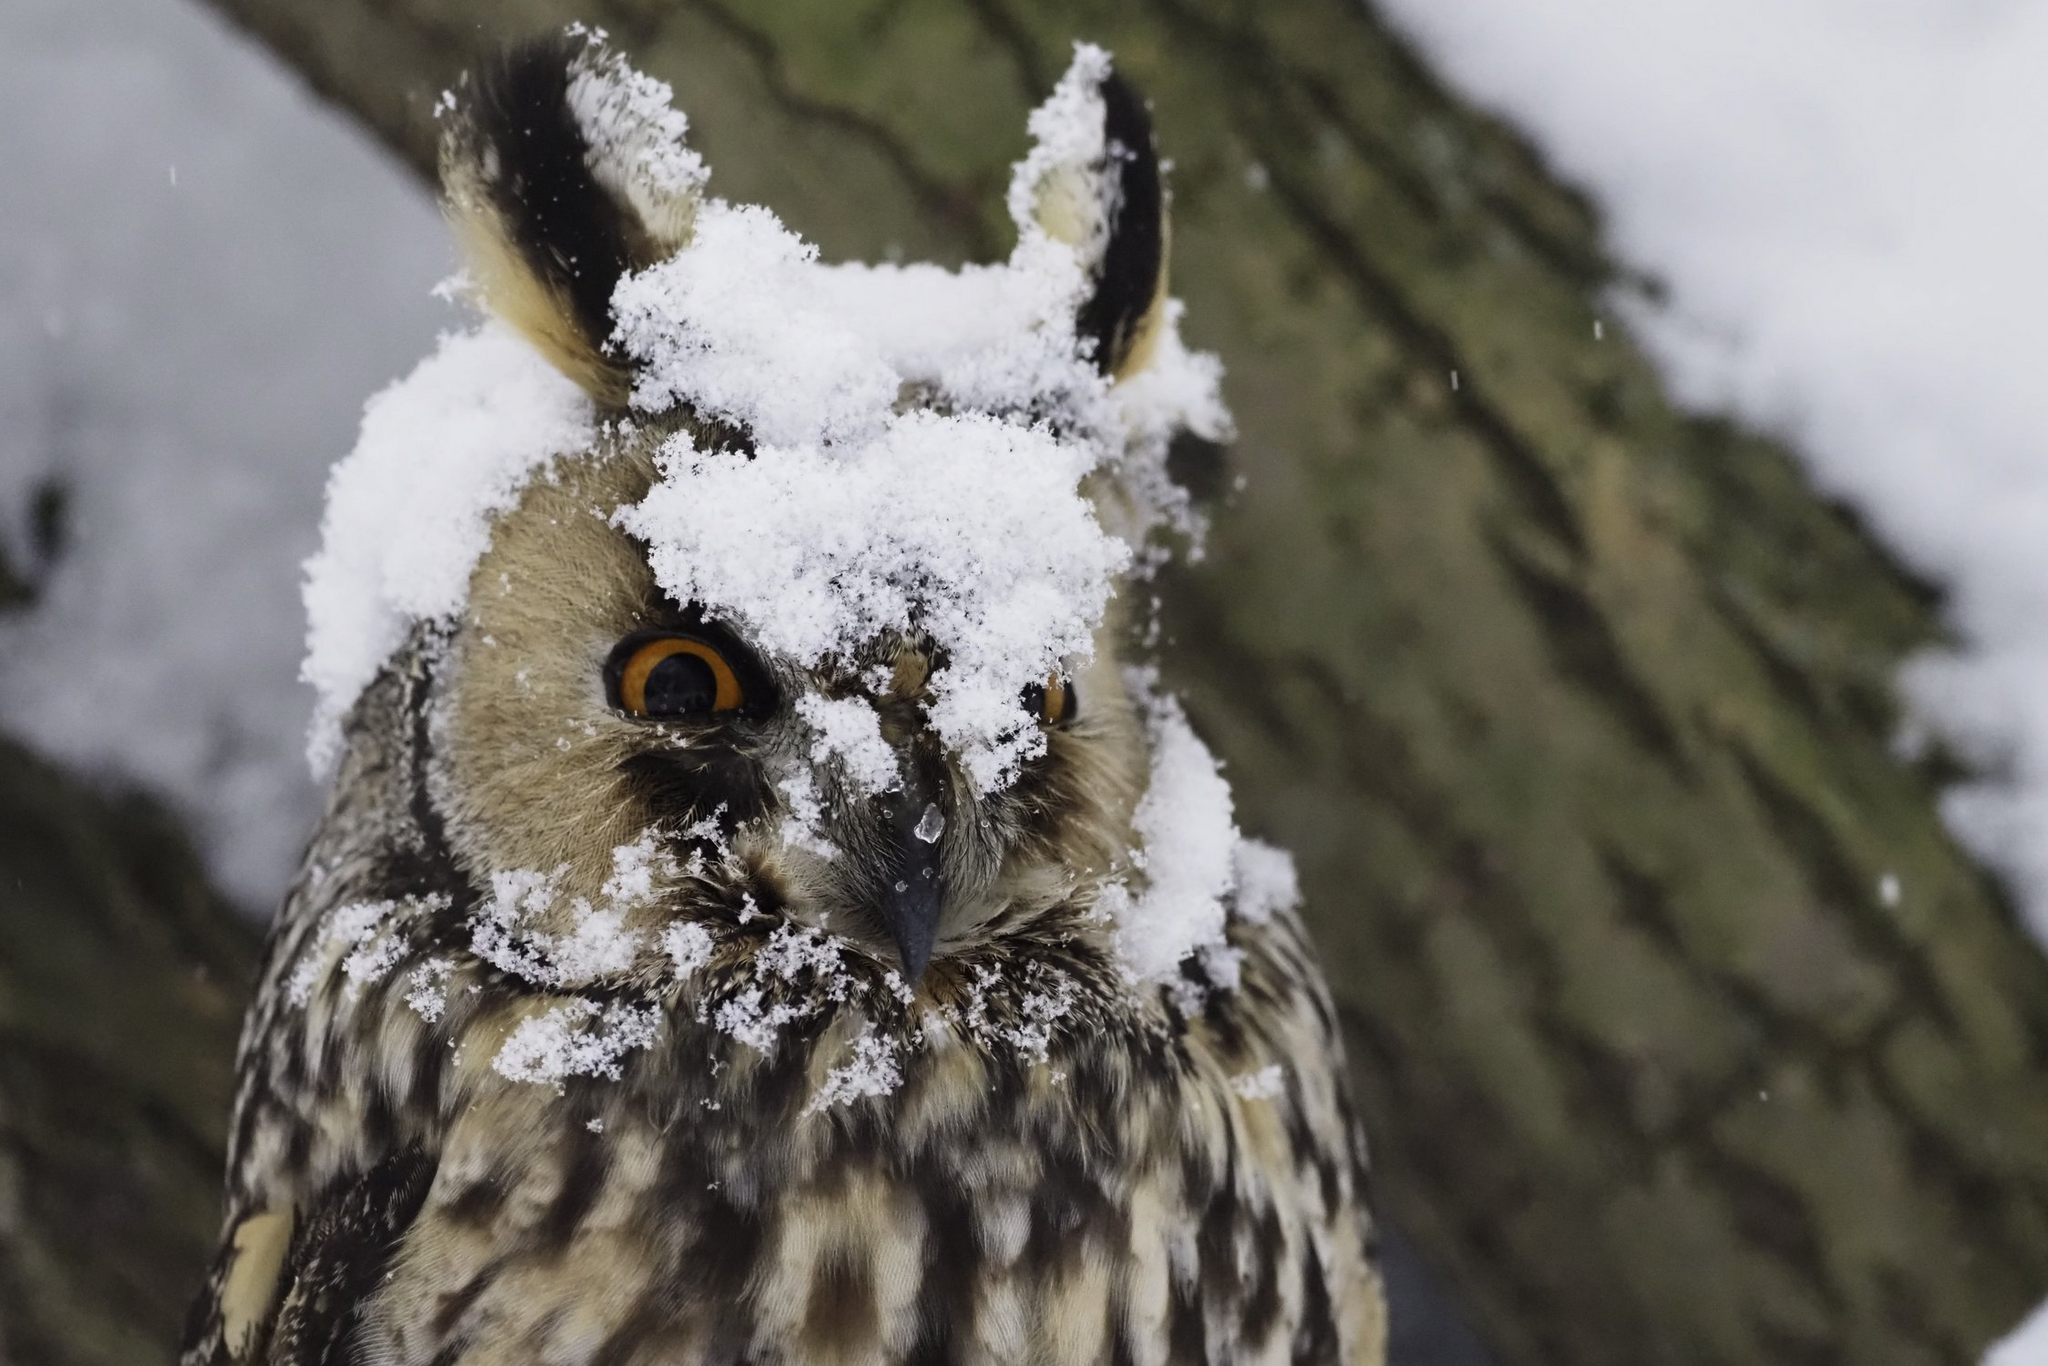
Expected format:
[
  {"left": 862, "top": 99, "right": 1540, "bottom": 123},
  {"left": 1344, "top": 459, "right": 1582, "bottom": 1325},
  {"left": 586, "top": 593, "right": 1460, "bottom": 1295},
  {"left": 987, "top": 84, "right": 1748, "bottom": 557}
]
[{"left": 5, "top": 0, "right": 2048, "bottom": 1362}]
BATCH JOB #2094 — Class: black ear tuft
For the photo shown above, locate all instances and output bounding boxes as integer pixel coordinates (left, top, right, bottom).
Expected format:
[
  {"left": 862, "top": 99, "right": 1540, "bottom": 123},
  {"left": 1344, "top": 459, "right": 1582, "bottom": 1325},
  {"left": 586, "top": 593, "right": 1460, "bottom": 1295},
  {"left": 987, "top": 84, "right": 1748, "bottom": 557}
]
[
  {"left": 1077, "top": 71, "right": 1167, "bottom": 379},
  {"left": 440, "top": 31, "right": 701, "bottom": 403},
  {"left": 466, "top": 34, "right": 635, "bottom": 373}
]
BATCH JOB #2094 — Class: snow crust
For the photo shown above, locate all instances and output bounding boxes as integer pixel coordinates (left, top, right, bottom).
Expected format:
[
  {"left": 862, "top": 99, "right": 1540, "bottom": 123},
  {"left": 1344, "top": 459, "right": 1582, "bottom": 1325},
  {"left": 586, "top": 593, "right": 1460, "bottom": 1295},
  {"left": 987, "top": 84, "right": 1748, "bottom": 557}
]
[{"left": 1373, "top": 0, "right": 2048, "bottom": 937}]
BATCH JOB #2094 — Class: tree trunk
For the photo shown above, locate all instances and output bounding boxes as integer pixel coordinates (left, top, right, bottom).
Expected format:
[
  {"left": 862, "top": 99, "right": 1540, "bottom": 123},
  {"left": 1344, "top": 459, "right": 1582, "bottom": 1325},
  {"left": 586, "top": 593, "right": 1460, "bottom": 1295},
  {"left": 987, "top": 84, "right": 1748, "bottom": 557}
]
[
  {"left": 19, "top": 0, "right": 2048, "bottom": 1361},
  {"left": 0, "top": 740, "right": 256, "bottom": 1366}
]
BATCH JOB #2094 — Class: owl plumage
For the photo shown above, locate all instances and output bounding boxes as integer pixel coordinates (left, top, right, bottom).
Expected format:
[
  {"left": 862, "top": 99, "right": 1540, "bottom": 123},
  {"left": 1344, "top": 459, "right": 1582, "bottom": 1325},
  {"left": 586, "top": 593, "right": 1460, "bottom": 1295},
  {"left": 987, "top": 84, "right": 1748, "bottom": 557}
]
[{"left": 182, "top": 31, "right": 1386, "bottom": 1366}]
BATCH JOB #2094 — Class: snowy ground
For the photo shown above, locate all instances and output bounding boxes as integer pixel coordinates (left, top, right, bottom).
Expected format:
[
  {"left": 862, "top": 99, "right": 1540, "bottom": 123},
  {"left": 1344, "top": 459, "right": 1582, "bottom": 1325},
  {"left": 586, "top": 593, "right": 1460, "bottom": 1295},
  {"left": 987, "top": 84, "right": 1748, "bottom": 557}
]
[{"left": 0, "top": 0, "right": 447, "bottom": 903}]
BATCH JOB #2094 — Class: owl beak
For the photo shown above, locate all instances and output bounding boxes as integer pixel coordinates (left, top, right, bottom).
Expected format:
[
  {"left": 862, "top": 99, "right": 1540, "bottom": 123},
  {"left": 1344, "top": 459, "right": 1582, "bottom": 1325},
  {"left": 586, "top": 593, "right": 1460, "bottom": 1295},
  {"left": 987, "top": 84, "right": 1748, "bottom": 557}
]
[{"left": 877, "top": 771, "right": 946, "bottom": 982}]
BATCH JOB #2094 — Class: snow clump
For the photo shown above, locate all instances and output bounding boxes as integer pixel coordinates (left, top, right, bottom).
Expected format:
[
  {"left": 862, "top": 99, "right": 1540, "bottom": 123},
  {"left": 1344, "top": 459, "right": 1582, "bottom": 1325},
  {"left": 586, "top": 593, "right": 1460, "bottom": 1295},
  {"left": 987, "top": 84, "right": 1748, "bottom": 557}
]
[
  {"left": 802, "top": 1025, "right": 905, "bottom": 1116},
  {"left": 1103, "top": 671, "right": 1303, "bottom": 984},
  {"left": 468, "top": 834, "right": 678, "bottom": 989},
  {"left": 302, "top": 324, "right": 593, "bottom": 768},
  {"left": 621, "top": 412, "right": 1129, "bottom": 790},
  {"left": 494, "top": 998, "right": 661, "bottom": 1088}
]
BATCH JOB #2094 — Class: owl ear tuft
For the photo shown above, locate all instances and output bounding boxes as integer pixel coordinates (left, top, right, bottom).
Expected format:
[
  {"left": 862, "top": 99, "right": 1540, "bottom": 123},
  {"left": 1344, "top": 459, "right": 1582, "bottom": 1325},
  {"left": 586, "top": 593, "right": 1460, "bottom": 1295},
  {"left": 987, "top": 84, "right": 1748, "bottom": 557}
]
[
  {"left": 1012, "top": 47, "right": 1169, "bottom": 380},
  {"left": 439, "top": 29, "right": 705, "bottom": 405}
]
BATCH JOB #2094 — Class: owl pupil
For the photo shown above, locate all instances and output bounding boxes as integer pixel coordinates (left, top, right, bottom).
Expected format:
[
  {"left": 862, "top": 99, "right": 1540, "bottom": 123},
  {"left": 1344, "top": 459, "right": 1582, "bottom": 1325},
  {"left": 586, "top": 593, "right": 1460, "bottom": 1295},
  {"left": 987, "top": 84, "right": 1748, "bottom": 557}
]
[{"left": 644, "top": 652, "right": 718, "bottom": 714}]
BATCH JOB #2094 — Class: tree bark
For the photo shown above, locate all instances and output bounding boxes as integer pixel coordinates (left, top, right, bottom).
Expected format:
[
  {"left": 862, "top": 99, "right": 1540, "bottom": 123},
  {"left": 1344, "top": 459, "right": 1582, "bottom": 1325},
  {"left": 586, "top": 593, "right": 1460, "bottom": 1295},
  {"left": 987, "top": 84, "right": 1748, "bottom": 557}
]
[
  {"left": 0, "top": 740, "right": 256, "bottom": 1366},
  {"left": 27, "top": 0, "right": 2048, "bottom": 1361}
]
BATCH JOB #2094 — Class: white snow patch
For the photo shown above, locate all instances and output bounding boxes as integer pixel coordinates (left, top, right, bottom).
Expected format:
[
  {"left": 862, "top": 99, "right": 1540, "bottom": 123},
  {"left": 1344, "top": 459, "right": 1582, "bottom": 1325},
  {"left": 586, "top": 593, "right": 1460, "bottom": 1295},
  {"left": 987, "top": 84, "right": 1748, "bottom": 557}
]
[
  {"left": 615, "top": 202, "right": 902, "bottom": 450},
  {"left": 1112, "top": 679, "right": 1240, "bottom": 981},
  {"left": 1003, "top": 971, "right": 1080, "bottom": 1065},
  {"left": 302, "top": 323, "right": 593, "bottom": 767},
  {"left": 620, "top": 412, "right": 1129, "bottom": 792},
  {"left": 1988, "top": 1296, "right": 2048, "bottom": 1366},
  {"left": 1232, "top": 838, "right": 1301, "bottom": 925},
  {"left": 468, "top": 853, "right": 659, "bottom": 989},
  {"left": 565, "top": 37, "right": 705, "bottom": 240},
  {"left": 712, "top": 987, "right": 811, "bottom": 1055},
  {"left": 773, "top": 768, "right": 838, "bottom": 860},
  {"left": 802, "top": 243, "right": 1098, "bottom": 424},
  {"left": 662, "top": 920, "right": 716, "bottom": 979},
  {"left": 404, "top": 957, "right": 454, "bottom": 1023},
  {"left": 493, "top": 997, "right": 660, "bottom": 1087},
  {"left": 802, "top": 1025, "right": 903, "bottom": 1116},
  {"left": 1098, "top": 678, "right": 1305, "bottom": 983},
  {"left": 1200, "top": 942, "right": 1246, "bottom": 994},
  {"left": 600, "top": 830, "right": 676, "bottom": 907},
  {"left": 957, "top": 960, "right": 1080, "bottom": 1066},
  {"left": 340, "top": 927, "right": 409, "bottom": 1000},
  {"left": 1005, "top": 43, "right": 1114, "bottom": 264},
  {"left": 757, "top": 922, "right": 859, "bottom": 1000},
  {"left": 286, "top": 895, "right": 446, "bottom": 1006},
  {"left": 1231, "top": 1064, "right": 1285, "bottom": 1102},
  {"left": 795, "top": 692, "right": 900, "bottom": 794},
  {"left": 1370, "top": 0, "right": 2048, "bottom": 937}
]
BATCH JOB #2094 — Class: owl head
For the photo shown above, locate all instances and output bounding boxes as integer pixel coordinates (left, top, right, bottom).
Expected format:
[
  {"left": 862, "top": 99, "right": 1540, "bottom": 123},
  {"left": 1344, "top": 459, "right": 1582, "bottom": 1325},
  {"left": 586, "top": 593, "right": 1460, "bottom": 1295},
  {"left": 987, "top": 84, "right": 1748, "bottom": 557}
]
[{"left": 302, "top": 31, "right": 1240, "bottom": 1000}]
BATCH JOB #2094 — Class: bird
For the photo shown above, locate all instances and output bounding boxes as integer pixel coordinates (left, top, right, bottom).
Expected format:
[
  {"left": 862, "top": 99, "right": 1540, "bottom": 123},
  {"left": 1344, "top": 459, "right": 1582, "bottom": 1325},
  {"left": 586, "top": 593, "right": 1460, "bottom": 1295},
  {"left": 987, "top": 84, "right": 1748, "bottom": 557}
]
[{"left": 180, "top": 28, "right": 1386, "bottom": 1366}]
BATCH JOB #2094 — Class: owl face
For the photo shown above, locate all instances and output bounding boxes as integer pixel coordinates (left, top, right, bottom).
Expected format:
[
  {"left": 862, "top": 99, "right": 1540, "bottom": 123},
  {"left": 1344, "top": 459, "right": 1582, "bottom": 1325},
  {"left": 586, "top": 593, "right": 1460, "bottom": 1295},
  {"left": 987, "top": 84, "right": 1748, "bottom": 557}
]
[
  {"left": 431, "top": 436, "right": 1147, "bottom": 982},
  {"left": 301, "top": 33, "right": 1230, "bottom": 993}
]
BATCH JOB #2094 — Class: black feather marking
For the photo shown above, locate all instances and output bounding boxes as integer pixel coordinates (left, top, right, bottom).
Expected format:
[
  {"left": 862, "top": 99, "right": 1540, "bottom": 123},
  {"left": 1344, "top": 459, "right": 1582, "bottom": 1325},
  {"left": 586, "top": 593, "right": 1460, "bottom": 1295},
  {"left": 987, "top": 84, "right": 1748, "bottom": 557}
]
[
  {"left": 617, "top": 747, "right": 775, "bottom": 834},
  {"left": 1240, "top": 1203, "right": 1286, "bottom": 1343},
  {"left": 536, "top": 1109, "right": 611, "bottom": 1249},
  {"left": 1076, "top": 70, "right": 1165, "bottom": 376},
  {"left": 908, "top": 1178, "right": 977, "bottom": 1366},
  {"left": 466, "top": 34, "right": 636, "bottom": 366},
  {"left": 441, "top": 1166, "right": 512, "bottom": 1228},
  {"left": 1167, "top": 1274, "right": 1210, "bottom": 1365},
  {"left": 430, "top": 1260, "right": 503, "bottom": 1340},
  {"left": 1294, "top": 1240, "right": 1342, "bottom": 1365},
  {"left": 264, "top": 1144, "right": 436, "bottom": 1365}
]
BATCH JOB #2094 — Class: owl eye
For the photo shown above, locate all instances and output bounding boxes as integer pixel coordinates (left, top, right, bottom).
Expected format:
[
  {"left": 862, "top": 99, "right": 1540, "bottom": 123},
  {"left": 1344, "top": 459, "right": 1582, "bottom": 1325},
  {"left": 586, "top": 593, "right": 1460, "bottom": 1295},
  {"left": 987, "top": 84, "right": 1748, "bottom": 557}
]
[
  {"left": 607, "top": 634, "right": 746, "bottom": 718},
  {"left": 1023, "top": 675, "right": 1076, "bottom": 727}
]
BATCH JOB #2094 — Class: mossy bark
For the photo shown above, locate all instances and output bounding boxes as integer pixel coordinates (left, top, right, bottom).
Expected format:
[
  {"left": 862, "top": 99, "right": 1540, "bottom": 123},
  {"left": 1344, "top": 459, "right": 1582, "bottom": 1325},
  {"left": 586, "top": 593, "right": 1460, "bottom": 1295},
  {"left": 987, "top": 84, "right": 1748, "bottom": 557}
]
[
  {"left": 0, "top": 741, "right": 256, "bottom": 1366},
  {"left": 33, "top": 0, "right": 2048, "bottom": 1360}
]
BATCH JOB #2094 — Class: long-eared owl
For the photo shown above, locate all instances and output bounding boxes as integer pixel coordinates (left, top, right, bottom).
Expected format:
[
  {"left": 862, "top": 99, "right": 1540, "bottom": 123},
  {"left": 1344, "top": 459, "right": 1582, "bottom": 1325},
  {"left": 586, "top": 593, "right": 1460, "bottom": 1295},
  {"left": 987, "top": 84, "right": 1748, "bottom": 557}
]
[{"left": 181, "top": 28, "right": 1387, "bottom": 1366}]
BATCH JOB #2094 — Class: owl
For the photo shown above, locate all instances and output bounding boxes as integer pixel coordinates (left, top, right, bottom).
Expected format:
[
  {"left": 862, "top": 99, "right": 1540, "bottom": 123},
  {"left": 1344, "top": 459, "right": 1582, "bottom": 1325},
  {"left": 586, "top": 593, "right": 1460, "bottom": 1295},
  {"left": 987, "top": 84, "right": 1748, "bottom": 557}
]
[{"left": 181, "top": 30, "right": 1386, "bottom": 1366}]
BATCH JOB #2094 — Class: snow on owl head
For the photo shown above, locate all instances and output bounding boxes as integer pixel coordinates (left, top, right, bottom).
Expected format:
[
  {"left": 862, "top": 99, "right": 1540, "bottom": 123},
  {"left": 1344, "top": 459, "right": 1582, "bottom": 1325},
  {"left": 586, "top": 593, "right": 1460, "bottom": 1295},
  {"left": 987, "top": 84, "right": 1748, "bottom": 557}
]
[
  {"left": 300, "top": 28, "right": 1255, "bottom": 1001},
  {"left": 183, "top": 30, "right": 1383, "bottom": 1366}
]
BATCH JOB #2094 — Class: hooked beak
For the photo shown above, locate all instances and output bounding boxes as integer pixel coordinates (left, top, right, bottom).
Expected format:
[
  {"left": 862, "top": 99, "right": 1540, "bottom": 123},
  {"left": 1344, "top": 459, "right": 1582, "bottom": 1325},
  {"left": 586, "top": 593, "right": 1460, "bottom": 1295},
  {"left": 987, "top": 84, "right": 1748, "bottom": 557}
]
[{"left": 876, "top": 766, "right": 947, "bottom": 982}]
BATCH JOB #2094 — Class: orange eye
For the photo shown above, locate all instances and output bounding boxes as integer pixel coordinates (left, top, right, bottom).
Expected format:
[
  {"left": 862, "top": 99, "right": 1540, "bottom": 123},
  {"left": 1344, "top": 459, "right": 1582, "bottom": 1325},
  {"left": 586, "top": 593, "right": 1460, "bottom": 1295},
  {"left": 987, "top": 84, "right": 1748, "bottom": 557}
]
[
  {"left": 610, "top": 635, "right": 745, "bottom": 717},
  {"left": 1024, "top": 675, "right": 1075, "bottom": 727}
]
